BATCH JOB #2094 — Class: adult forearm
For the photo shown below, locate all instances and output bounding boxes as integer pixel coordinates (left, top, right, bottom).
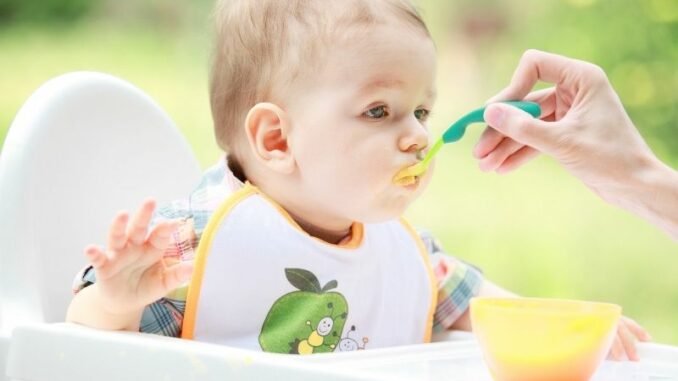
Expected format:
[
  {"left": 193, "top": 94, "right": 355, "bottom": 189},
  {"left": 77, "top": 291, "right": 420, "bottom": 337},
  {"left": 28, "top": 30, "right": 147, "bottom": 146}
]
[
  {"left": 617, "top": 157, "right": 678, "bottom": 241},
  {"left": 65, "top": 284, "right": 143, "bottom": 332}
]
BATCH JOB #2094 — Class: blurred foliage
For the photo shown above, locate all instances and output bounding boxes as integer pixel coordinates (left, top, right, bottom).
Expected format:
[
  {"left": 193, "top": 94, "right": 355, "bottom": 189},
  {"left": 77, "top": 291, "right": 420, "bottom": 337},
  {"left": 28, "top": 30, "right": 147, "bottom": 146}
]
[
  {"left": 0, "top": 0, "right": 214, "bottom": 31},
  {"left": 1, "top": 0, "right": 677, "bottom": 345},
  {"left": 0, "top": 0, "right": 94, "bottom": 25}
]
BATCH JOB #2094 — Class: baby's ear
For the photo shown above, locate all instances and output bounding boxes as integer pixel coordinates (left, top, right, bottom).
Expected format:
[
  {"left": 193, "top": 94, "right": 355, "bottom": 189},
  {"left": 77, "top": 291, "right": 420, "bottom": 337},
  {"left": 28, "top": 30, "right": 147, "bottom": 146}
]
[{"left": 244, "top": 102, "right": 295, "bottom": 175}]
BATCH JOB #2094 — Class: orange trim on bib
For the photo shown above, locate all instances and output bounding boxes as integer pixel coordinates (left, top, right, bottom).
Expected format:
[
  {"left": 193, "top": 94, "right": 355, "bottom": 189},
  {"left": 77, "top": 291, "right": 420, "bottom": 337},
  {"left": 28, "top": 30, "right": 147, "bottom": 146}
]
[
  {"left": 181, "top": 185, "right": 257, "bottom": 339},
  {"left": 249, "top": 183, "right": 365, "bottom": 250},
  {"left": 399, "top": 217, "right": 438, "bottom": 343},
  {"left": 182, "top": 183, "right": 366, "bottom": 339}
]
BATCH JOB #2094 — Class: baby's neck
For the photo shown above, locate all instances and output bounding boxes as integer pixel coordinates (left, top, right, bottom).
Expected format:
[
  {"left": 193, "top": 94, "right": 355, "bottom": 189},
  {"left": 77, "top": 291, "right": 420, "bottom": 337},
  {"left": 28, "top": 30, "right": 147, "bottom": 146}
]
[
  {"left": 285, "top": 209, "right": 353, "bottom": 245},
  {"left": 243, "top": 167, "right": 354, "bottom": 245}
]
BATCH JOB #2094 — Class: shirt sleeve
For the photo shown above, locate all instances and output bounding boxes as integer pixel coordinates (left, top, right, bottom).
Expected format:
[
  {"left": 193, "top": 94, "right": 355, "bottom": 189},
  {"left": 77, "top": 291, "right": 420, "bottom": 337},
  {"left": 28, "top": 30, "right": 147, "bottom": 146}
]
[{"left": 418, "top": 229, "right": 484, "bottom": 332}]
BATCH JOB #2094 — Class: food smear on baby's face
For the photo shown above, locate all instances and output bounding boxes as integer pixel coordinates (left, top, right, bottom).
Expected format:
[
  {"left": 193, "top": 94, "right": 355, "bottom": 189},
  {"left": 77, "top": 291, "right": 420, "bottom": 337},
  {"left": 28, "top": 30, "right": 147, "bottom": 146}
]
[{"left": 393, "top": 164, "right": 424, "bottom": 186}]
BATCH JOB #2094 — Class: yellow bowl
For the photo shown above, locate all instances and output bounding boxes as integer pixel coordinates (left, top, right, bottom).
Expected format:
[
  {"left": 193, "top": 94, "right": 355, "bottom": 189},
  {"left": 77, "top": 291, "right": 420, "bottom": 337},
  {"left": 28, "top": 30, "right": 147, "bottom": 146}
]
[{"left": 470, "top": 297, "right": 621, "bottom": 381}]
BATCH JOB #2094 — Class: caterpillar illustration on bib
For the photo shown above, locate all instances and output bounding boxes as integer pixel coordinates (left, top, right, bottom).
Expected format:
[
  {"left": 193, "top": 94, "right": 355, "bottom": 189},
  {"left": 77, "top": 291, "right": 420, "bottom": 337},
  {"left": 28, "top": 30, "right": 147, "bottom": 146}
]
[{"left": 258, "top": 268, "right": 349, "bottom": 354}]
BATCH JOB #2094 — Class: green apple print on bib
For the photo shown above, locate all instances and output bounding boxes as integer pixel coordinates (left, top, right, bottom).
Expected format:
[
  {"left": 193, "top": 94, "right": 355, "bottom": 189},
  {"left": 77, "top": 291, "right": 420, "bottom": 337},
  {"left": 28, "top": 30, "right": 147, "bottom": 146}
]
[{"left": 259, "top": 268, "right": 348, "bottom": 354}]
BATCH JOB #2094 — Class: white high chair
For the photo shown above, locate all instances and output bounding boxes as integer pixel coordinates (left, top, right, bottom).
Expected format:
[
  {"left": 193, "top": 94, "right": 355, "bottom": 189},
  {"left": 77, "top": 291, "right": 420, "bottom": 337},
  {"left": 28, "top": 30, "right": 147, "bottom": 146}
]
[
  {"left": 1, "top": 72, "right": 677, "bottom": 381},
  {"left": 0, "top": 71, "right": 202, "bottom": 329},
  {"left": 0, "top": 71, "right": 202, "bottom": 380},
  {"left": 0, "top": 72, "right": 382, "bottom": 381}
]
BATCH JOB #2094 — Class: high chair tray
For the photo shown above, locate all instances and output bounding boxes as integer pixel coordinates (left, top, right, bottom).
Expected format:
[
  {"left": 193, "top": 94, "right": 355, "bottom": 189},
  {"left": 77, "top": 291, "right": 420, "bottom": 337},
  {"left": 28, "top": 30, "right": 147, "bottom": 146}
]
[
  {"left": 6, "top": 323, "right": 678, "bottom": 381},
  {"left": 304, "top": 338, "right": 678, "bottom": 380}
]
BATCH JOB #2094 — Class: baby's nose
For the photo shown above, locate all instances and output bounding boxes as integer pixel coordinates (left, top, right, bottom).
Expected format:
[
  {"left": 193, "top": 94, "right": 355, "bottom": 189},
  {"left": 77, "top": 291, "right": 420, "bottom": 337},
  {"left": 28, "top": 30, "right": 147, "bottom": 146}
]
[{"left": 399, "top": 120, "right": 429, "bottom": 154}]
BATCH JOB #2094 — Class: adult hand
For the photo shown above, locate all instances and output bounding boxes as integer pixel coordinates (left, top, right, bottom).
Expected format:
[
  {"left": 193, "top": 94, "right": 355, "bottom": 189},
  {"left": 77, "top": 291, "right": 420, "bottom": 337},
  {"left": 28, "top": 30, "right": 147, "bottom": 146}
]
[{"left": 474, "top": 49, "right": 678, "bottom": 240}]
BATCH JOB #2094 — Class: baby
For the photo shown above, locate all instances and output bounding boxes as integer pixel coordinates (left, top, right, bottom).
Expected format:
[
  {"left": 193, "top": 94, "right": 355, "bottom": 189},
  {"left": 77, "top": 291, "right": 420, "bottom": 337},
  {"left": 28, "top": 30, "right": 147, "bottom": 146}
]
[{"left": 66, "top": 0, "right": 649, "bottom": 359}]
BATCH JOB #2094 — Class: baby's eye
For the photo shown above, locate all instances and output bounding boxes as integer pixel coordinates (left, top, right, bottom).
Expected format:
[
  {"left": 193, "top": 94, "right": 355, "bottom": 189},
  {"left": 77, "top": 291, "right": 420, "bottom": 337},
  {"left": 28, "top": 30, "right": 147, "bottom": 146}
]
[
  {"left": 414, "top": 108, "right": 430, "bottom": 122},
  {"left": 364, "top": 105, "right": 389, "bottom": 119}
]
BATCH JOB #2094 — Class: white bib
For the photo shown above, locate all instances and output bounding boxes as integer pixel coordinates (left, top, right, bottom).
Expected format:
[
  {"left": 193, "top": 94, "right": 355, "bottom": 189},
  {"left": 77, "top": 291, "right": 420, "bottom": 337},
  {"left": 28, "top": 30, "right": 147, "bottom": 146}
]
[{"left": 182, "top": 184, "right": 437, "bottom": 354}]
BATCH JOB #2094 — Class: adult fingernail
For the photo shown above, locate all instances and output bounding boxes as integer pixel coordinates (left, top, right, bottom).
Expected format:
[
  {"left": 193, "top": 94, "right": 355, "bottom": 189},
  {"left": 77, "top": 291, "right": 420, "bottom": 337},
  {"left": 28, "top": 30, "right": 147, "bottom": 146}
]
[{"left": 484, "top": 105, "right": 505, "bottom": 128}]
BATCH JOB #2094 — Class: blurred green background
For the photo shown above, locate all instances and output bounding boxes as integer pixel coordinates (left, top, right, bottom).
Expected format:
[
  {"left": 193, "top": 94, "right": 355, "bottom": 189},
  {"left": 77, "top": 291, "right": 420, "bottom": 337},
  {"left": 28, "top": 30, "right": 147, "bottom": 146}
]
[{"left": 1, "top": 0, "right": 676, "bottom": 345}]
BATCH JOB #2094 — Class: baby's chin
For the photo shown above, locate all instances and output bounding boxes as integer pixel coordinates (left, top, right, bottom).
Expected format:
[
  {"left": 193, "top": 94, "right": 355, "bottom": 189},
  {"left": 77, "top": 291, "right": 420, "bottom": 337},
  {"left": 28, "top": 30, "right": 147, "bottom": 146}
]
[
  {"left": 355, "top": 196, "right": 422, "bottom": 224},
  {"left": 337, "top": 179, "right": 429, "bottom": 223}
]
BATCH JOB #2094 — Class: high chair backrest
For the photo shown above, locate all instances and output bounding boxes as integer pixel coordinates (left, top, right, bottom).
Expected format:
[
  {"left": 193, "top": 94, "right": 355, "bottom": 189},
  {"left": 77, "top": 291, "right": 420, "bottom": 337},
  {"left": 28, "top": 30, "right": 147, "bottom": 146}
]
[{"left": 0, "top": 72, "right": 202, "bottom": 331}]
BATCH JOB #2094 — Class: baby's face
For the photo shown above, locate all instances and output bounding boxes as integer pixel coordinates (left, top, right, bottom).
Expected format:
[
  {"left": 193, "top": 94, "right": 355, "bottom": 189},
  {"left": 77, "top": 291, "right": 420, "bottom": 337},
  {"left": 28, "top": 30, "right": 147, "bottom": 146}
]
[{"left": 284, "top": 24, "right": 437, "bottom": 223}]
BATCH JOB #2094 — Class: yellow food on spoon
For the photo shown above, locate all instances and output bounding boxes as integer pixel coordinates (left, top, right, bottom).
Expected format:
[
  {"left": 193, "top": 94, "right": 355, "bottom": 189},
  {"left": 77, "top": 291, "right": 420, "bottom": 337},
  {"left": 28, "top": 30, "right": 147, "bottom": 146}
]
[
  {"left": 392, "top": 139, "right": 442, "bottom": 185},
  {"left": 393, "top": 163, "right": 425, "bottom": 186}
]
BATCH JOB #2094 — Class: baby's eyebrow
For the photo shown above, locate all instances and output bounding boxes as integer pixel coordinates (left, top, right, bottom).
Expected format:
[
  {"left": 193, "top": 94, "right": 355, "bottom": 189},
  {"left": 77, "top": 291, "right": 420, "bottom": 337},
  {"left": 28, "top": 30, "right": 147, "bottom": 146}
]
[
  {"left": 359, "top": 78, "right": 404, "bottom": 93},
  {"left": 359, "top": 78, "right": 437, "bottom": 101}
]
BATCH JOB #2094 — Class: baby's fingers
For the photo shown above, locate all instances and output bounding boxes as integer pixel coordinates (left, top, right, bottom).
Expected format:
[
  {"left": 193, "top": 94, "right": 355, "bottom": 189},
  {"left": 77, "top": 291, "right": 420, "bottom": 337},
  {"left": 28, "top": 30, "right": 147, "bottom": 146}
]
[
  {"left": 127, "top": 199, "right": 156, "bottom": 246},
  {"left": 608, "top": 334, "right": 625, "bottom": 361},
  {"left": 136, "top": 261, "right": 193, "bottom": 304},
  {"left": 618, "top": 321, "right": 639, "bottom": 361},
  {"left": 161, "top": 262, "right": 194, "bottom": 293},
  {"left": 85, "top": 245, "right": 122, "bottom": 281},
  {"left": 85, "top": 245, "right": 108, "bottom": 269},
  {"left": 108, "top": 212, "right": 129, "bottom": 251},
  {"left": 146, "top": 220, "right": 181, "bottom": 255},
  {"left": 622, "top": 317, "right": 652, "bottom": 342}
]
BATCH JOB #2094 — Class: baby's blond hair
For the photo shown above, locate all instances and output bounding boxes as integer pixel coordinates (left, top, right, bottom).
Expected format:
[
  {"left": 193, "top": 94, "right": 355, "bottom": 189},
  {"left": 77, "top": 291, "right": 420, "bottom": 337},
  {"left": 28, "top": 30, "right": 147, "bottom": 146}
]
[{"left": 209, "top": 0, "right": 430, "bottom": 179}]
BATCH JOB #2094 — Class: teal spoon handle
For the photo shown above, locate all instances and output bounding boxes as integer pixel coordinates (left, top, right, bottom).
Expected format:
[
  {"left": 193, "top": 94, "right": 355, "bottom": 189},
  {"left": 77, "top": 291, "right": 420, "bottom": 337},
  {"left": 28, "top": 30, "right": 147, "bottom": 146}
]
[
  {"left": 398, "top": 101, "right": 542, "bottom": 180},
  {"left": 442, "top": 101, "right": 541, "bottom": 143}
]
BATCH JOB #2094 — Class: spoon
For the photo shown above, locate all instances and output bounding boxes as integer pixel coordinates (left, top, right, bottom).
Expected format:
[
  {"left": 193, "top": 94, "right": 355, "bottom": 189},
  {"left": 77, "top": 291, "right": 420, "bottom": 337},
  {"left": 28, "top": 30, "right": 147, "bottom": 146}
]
[{"left": 393, "top": 101, "right": 541, "bottom": 185}]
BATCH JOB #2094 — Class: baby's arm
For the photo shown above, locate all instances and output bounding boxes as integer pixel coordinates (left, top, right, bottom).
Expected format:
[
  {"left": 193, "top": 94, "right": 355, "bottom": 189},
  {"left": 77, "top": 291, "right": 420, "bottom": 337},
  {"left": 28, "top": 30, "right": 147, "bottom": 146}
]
[
  {"left": 448, "top": 279, "right": 516, "bottom": 332},
  {"left": 66, "top": 200, "right": 193, "bottom": 331}
]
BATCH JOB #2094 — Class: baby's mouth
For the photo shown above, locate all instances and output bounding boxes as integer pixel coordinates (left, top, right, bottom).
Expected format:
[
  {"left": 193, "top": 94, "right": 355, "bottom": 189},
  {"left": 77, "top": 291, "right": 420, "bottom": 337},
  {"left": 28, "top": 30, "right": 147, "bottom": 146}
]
[
  {"left": 394, "top": 174, "right": 419, "bottom": 187},
  {"left": 392, "top": 148, "right": 429, "bottom": 186},
  {"left": 393, "top": 163, "right": 424, "bottom": 186}
]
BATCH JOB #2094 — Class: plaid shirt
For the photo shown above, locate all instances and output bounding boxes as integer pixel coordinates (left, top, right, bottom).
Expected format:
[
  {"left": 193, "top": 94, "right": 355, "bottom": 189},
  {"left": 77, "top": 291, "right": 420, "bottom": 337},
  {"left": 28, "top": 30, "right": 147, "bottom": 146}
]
[{"left": 73, "top": 160, "right": 483, "bottom": 338}]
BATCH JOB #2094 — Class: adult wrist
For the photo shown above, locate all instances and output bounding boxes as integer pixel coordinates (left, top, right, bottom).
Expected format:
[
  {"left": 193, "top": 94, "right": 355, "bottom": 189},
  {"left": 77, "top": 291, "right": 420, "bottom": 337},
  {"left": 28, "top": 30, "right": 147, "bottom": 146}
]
[{"left": 625, "top": 153, "right": 678, "bottom": 240}]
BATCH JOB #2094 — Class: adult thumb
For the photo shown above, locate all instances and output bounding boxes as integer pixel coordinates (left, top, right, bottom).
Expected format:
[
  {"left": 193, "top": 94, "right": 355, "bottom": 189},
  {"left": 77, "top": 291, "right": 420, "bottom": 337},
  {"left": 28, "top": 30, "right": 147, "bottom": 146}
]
[{"left": 484, "top": 103, "right": 558, "bottom": 153}]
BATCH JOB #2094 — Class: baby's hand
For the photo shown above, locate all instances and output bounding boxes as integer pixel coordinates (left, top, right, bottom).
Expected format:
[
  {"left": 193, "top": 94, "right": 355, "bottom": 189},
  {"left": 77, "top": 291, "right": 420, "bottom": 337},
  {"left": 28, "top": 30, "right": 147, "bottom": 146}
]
[
  {"left": 84, "top": 199, "right": 194, "bottom": 316},
  {"left": 608, "top": 316, "right": 652, "bottom": 361}
]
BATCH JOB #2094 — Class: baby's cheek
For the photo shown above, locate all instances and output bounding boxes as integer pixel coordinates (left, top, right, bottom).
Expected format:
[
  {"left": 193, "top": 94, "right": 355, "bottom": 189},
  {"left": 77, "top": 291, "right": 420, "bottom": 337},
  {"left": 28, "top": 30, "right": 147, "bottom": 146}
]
[{"left": 421, "top": 165, "right": 435, "bottom": 188}]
